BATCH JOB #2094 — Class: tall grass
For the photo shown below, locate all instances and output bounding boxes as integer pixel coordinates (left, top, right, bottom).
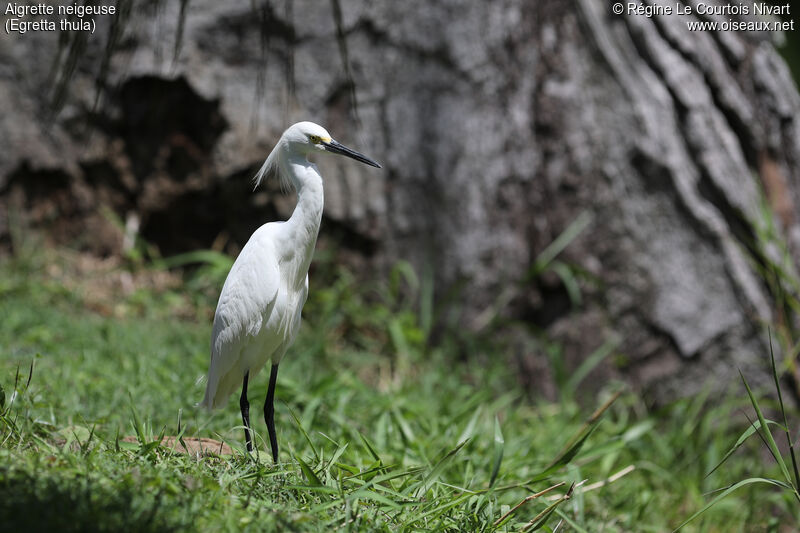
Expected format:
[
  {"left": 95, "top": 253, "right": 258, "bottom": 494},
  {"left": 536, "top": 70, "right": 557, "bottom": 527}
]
[
  {"left": 0, "top": 246, "right": 797, "bottom": 530},
  {"left": 674, "top": 335, "right": 800, "bottom": 530}
]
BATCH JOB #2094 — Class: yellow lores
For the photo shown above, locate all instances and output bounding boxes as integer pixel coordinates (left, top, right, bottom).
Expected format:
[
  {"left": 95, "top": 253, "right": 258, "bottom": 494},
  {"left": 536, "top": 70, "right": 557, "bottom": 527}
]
[{"left": 307, "top": 134, "right": 332, "bottom": 144}]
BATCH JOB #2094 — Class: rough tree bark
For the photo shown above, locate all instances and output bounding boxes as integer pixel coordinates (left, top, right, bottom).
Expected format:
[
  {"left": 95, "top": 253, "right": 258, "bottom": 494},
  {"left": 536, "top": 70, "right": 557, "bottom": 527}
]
[{"left": 2, "top": 0, "right": 799, "bottom": 401}]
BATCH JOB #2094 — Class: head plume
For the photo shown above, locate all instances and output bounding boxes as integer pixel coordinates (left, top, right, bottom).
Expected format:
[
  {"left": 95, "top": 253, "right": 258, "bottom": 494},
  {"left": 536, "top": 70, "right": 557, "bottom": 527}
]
[{"left": 253, "top": 137, "right": 292, "bottom": 193}]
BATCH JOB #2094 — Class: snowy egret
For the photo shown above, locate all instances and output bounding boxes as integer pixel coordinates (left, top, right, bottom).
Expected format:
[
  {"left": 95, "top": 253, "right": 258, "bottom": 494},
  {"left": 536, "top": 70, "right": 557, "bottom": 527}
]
[{"left": 200, "top": 121, "right": 381, "bottom": 462}]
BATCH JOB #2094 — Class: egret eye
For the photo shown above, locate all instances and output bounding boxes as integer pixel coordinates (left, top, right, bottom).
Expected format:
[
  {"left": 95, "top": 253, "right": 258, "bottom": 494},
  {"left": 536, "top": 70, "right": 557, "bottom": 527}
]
[{"left": 308, "top": 135, "right": 321, "bottom": 144}]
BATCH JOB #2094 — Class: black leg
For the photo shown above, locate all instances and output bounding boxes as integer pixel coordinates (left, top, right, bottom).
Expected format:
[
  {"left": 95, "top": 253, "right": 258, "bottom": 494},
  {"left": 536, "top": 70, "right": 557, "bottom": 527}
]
[
  {"left": 264, "top": 364, "right": 279, "bottom": 463},
  {"left": 240, "top": 372, "right": 253, "bottom": 452}
]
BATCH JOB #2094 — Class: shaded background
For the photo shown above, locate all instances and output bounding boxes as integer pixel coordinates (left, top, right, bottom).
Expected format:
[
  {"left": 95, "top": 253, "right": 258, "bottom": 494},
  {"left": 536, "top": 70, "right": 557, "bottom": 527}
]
[{"left": 2, "top": 0, "right": 800, "bottom": 404}]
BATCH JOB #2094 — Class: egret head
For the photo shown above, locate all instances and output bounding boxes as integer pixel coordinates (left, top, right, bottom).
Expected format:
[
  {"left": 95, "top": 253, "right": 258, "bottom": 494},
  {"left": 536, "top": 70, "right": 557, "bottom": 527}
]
[
  {"left": 255, "top": 121, "right": 380, "bottom": 190},
  {"left": 285, "top": 121, "right": 381, "bottom": 168}
]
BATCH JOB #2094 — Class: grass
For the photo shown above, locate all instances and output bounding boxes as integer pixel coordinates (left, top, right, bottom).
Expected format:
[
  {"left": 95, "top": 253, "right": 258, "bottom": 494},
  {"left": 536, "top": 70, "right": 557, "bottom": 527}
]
[{"left": 0, "top": 246, "right": 798, "bottom": 531}]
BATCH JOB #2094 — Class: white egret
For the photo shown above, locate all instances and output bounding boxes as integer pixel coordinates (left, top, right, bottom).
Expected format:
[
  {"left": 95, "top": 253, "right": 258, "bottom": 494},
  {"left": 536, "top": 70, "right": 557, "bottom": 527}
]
[{"left": 200, "top": 121, "right": 381, "bottom": 462}]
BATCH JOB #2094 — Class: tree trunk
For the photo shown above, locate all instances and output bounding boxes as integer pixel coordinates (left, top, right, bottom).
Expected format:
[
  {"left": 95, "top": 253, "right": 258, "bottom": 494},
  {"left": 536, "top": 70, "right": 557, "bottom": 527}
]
[{"left": 2, "top": 0, "right": 800, "bottom": 401}]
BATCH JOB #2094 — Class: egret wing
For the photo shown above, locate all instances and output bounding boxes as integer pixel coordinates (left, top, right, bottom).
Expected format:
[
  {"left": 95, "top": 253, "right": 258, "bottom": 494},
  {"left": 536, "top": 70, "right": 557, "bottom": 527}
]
[{"left": 201, "top": 226, "right": 280, "bottom": 408}]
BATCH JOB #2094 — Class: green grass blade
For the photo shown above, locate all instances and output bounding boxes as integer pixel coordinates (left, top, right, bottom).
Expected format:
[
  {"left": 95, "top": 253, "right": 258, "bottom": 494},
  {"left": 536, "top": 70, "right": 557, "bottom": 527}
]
[
  {"left": 457, "top": 406, "right": 482, "bottom": 443},
  {"left": 348, "top": 488, "right": 402, "bottom": 509},
  {"left": 673, "top": 478, "right": 792, "bottom": 531},
  {"left": 285, "top": 484, "right": 338, "bottom": 494},
  {"left": 296, "top": 455, "right": 323, "bottom": 487},
  {"left": 415, "top": 440, "right": 468, "bottom": 495},
  {"left": 705, "top": 419, "right": 783, "bottom": 478},
  {"left": 529, "top": 427, "right": 597, "bottom": 484},
  {"left": 532, "top": 211, "right": 593, "bottom": 275},
  {"left": 768, "top": 329, "right": 800, "bottom": 492},
  {"left": 739, "top": 371, "right": 793, "bottom": 487},
  {"left": 530, "top": 391, "right": 621, "bottom": 482},
  {"left": 129, "top": 401, "right": 144, "bottom": 444},
  {"left": 391, "top": 406, "right": 416, "bottom": 444},
  {"left": 403, "top": 492, "right": 473, "bottom": 528},
  {"left": 334, "top": 462, "right": 359, "bottom": 476},
  {"left": 324, "top": 442, "right": 349, "bottom": 474},
  {"left": 288, "top": 405, "right": 319, "bottom": 462},
  {"left": 24, "top": 359, "right": 34, "bottom": 392},
  {"left": 358, "top": 432, "right": 382, "bottom": 463},
  {"left": 524, "top": 483, "right": 574, "bottom": 532},
  {"left": 565, "top": 336, "right": 619, "bottom": 397},
  {"left": 553, "top": 507, "right": 591, "bottom": 533},
  {"left": 550, "top": 260, "right": 582, "bottom": 306},
  {"left": 344, "top": 466, "right": 425, "bottom": 486},
  {"left": 489, "top": 416, "right": 504, "bottom": 488},
  {"left": 388, "top": 318, "right": 410, "bottom": 360}
]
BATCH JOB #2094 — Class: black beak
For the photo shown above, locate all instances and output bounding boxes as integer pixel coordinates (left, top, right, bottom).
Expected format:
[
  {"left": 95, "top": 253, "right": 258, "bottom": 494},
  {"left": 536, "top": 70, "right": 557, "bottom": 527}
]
[{"left": 322, "top": 140, "right": 382, "bottom": 168}]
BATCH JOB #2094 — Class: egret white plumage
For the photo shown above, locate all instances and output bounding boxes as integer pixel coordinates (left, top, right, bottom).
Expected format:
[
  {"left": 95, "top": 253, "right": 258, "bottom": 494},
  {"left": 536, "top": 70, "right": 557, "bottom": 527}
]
[{"left": 200, "top": 121, "right": 381, "bottom": 462}]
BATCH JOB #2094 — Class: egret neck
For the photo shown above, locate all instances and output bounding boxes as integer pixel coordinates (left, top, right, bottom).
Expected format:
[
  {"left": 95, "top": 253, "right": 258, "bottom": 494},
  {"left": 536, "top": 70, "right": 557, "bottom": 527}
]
[{"left": 280, "top": 155, "right": 324, "bottom": 290}]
